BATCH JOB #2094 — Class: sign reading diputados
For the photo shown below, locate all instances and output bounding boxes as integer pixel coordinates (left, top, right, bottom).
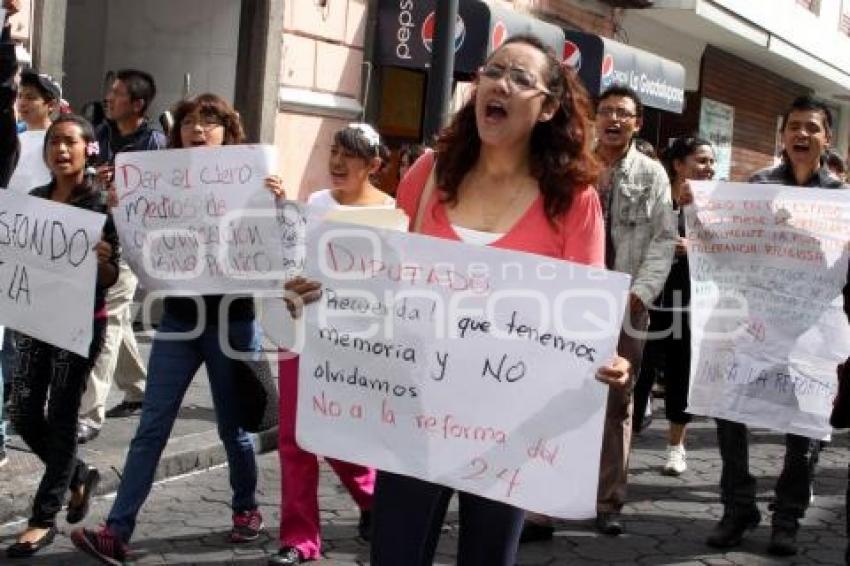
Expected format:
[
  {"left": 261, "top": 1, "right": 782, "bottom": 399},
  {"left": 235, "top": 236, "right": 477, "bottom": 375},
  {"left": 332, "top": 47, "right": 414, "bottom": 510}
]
[
  {"left": 686, "top": 181, "right": 850, "bottom": 440},
  {"left": 113, "top": 145, "right": 305, "bottom": 294},
  {"left": 0, "top": 191, "right": 106, "bottom": 356},
  {"left": 297, "top": 221, "right": 630, "bottom": 518}
]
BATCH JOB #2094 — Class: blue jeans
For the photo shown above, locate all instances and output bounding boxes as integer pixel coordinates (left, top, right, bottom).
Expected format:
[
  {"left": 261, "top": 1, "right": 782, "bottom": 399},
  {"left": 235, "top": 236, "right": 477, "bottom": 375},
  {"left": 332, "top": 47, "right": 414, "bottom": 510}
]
[{"left": 107, "top": 313, "right": 260, "bottom": 542}]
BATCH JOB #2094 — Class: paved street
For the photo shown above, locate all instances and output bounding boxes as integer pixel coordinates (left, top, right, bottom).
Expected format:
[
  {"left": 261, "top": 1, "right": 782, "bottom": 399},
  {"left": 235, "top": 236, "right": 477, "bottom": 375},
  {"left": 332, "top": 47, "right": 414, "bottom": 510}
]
[{"left": 1, "top": 410, "right": 847, "bottom": 565}]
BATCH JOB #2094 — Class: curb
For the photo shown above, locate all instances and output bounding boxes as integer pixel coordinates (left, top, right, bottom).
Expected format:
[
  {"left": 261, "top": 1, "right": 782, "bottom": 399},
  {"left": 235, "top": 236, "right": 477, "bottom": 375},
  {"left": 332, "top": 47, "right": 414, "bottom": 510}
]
[{"left": 0, "top": 427, "right": 278, "bottom": 525}]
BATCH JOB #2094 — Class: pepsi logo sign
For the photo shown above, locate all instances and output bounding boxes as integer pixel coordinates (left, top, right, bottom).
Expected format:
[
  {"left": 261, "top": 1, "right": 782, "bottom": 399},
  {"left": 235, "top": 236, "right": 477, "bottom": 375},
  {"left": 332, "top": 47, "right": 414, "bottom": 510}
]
[
  {"left": 491, "top": 21, "right": 507, "bottom": 50},
  {"left": 562, "top": 41, "right": 582, "bottom": 71},
  {"left": 421, "top": 11, "right": 466, "bottom": 53},
  {"left": 600, "top": 54, "right": 615, "bottom": 86}
]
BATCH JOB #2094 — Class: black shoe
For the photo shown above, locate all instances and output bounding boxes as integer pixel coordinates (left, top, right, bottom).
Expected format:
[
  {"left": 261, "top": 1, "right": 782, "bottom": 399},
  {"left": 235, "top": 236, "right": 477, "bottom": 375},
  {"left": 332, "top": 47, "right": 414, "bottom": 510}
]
[
  {"left": 6, "top": 526, "right": 56, "bottom": 558},
  {"left": 706, "top": 506, "right": 761, "bottom": 548},
  {"left": 105, "top": 401, "right": 143, "bottom": 419},
  {"left": 595, "top": 512, "right": 623, "bottom": 536},
  {"left": 767, "top": 518, "right": 799, "bottom": 557},
  {"left": 76, "top": 422, "right": 100, "bottom": 445},
  {"left": 358, "top": 509, "right": 372, "bottom": 541},
  {"left": 519, "top": 521, "right": 555, "bottom": 543},
  {"left": 67, "top": 467, "right": 101, "bottom": 524},
  {"left": 0, "top": 447, "right": 8, "bottom": 468},
  {"left": 268, "top": 546, "right": 308, "bottom": 565}
]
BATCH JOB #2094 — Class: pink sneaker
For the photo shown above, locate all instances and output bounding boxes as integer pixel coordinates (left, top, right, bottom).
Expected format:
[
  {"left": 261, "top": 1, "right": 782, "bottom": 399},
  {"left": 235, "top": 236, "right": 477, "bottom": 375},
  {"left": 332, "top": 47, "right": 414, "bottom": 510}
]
[
  {"left": 71, "top": 525, "right": 128, "bottom": 565},
  {"left": 230, "top": 509, "right": 264, "bottom": 542}
]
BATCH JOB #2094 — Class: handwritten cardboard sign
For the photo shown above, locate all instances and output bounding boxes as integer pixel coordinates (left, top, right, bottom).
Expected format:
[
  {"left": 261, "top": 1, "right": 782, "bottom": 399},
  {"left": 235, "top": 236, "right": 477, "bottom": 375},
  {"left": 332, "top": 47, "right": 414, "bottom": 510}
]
[
  {"left": 686, "top": 181, "right": 850, "bottom": 439},
  {"left": 296, "top": 221, "right": 630, "bottom": 518},
  {"left": 0, "top": 191, "right": 106, "bottom": 356},
  {"left": 113, "top": 145, "right": 305, "bottom": 294}
]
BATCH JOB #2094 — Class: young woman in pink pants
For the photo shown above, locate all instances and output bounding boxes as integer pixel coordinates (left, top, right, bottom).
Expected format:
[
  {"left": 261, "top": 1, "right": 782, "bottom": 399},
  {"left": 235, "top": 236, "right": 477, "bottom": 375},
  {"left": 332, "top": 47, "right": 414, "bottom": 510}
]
[{"left": 269, "top": 124, "right": 394, "bottom": 566}]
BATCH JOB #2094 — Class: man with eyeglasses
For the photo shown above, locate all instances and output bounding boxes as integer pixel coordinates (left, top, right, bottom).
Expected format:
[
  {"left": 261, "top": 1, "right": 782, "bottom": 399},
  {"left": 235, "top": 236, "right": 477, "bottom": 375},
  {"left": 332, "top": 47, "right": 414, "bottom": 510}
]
[
  {"left": 76, "top": 69, "right": 167, "bottom": 445},
  {"left": 593, "top": 85, "right": 677, "bottom": 536}
]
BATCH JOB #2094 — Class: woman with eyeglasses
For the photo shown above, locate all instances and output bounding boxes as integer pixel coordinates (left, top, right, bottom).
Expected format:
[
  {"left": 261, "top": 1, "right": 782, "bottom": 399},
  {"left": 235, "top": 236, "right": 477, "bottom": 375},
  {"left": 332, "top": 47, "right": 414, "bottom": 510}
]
[
  {"left": 70, "top": 93, "right": 299, "bottom": 563},
  {"left": 368, "top": 34, "right": 631, "bottom": 566}
]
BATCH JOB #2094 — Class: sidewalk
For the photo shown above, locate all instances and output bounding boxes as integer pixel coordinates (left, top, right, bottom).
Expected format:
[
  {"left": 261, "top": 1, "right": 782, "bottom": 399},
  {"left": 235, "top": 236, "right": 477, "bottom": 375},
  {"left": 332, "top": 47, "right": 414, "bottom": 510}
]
[{"left": 0, "top": 328, "right": 278, "bottom": 525}]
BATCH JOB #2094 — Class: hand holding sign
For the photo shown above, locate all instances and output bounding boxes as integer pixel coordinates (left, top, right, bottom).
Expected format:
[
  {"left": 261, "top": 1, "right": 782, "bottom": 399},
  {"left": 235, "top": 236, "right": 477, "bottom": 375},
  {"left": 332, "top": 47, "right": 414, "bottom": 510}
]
[
  {"left": 283, "top": 276, "right": 322, "bottom": 319},
  {"left": 595, "top": 355, "right": 631, "bottom": 388},
  {"left": 94, "top": 240, "right": 112, "bottom": 264}
]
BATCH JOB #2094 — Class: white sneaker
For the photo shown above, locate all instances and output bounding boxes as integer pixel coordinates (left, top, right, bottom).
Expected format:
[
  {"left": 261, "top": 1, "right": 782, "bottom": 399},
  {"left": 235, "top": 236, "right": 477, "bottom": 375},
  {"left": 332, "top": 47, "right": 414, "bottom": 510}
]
[{"left": 663, "top": 444, "right": 687, "bottom": 476}]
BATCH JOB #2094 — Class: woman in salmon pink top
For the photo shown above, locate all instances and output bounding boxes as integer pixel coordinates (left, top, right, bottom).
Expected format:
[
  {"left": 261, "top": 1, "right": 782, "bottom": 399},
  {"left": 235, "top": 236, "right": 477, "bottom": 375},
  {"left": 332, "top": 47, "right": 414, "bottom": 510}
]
[{"left": 370, "top": 34, "right": 630, "bottom": 566}]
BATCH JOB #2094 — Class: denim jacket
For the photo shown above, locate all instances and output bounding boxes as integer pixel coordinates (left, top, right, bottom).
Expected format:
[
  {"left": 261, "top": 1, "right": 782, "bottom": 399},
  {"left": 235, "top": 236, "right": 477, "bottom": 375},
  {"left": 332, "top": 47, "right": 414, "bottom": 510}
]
[{"left": 601, "top": 142, "right": 677, "bottom": 307}]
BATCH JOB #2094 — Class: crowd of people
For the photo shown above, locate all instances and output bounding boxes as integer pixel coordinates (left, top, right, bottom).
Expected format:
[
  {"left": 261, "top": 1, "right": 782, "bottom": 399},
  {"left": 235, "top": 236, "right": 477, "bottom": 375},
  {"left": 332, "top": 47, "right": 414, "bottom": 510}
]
[{"left": 1, "top": 1, "right": 850, "bottom": 564}]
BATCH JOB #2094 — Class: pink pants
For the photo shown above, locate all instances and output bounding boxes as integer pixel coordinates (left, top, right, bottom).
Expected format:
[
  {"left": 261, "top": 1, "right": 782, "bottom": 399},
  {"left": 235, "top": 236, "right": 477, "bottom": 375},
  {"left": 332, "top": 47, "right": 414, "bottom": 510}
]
[{"left": 278, "top": 355, "right": 375, "bottom": 559}]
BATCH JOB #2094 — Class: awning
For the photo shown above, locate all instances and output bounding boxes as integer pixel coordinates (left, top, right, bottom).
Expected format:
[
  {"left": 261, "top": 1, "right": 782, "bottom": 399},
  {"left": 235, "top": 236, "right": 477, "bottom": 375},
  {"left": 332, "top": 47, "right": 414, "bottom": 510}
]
[
  {"left": 377, "top": 0, "right": 565, "bottom": 75},
  {"left": 563, "top": 31, "right": 686, "bottom": 113}
]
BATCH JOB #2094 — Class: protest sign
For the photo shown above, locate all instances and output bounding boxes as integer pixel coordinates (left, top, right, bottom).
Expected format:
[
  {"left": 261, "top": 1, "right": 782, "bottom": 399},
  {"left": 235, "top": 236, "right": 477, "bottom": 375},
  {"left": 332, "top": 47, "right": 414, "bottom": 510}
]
[
  {"left": 296, "top": 222, "right": 630, "bottom": 518},
  {"left": 0, "top": 191, "right": 106, "bottom": 356},
  {"left": 113, "top": 145, "right": 305, "bottom": 294},
  {"left": 686, "top": 181, "right": 850, "bottom": 439},
  {"left": 259, "top": 208, "right": 407, "bottom": 348}
]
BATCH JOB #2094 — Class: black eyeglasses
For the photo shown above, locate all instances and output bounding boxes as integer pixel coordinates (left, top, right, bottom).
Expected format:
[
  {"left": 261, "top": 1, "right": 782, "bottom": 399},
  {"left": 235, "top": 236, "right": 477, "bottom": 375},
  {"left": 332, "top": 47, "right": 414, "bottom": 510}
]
[
  {"left": 596, "top": 107, "right": 637, "bottom": 120},
  {"left": 478, "top": 63, "right": 550, "bottom": 95}
]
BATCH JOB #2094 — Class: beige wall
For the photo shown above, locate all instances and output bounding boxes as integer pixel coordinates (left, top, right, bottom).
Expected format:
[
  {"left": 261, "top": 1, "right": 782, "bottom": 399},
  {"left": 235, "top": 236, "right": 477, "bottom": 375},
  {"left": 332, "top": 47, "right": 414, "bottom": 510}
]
[{"left": 278, "top": 0, "right": 367, "bottom": 200}]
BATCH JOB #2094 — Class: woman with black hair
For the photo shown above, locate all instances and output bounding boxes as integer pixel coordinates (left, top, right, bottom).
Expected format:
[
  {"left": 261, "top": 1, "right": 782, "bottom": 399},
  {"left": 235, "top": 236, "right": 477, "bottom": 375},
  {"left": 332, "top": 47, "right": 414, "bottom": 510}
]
[
  {"left": 6, "top": 113, "right": 119, "bottom": 558},
  {"left": 398, "top": 143, "right": 427, "bottom": 182},
  {"left": 269, "top": 122, "right": 393, "bottom": 566},
  {"left": 306, "top": 123, "right": 394, "bottom": 213},
  {"left": 636, "top": 135, "right": 715, "bottom": 476}
]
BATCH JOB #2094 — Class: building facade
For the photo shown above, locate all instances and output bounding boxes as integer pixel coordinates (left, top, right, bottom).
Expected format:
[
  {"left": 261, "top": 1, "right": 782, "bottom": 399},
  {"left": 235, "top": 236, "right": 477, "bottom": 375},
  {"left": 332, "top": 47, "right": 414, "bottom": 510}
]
[
  {"left": 621, "top": 0, "right": 850, "bottom": 180},
  {"left": 10, "top": 0, "right": 849, "bottom": 195}
]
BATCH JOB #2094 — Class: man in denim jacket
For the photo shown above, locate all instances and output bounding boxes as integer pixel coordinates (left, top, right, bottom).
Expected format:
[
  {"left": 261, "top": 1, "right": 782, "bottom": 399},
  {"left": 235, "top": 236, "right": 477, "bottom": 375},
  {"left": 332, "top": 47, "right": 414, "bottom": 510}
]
[{"left": 593, "top": 85, "right": 676, "bottom": 536}]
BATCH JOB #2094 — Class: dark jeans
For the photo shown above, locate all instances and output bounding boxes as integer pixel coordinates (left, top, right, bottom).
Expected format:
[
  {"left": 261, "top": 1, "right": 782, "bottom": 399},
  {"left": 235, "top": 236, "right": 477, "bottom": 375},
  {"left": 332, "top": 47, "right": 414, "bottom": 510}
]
[
  {"left": 716, "top": 418, "right": 820, "bottom": 524},
  {"left": 370, "top": 471, "right": 524, "bottom": 566},
  {"left": 8, "top": 323, "right": 105, "bottom": 527},
  {"left": 634, "top": 308, "right": 692, "bottom": 428}
]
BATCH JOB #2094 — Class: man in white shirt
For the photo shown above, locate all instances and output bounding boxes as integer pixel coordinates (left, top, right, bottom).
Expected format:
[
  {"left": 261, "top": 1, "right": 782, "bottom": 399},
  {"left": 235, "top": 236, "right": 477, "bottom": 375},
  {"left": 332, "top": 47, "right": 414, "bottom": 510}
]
[{"left": 6, "top": 69, "right": 58, "bottom": 193}]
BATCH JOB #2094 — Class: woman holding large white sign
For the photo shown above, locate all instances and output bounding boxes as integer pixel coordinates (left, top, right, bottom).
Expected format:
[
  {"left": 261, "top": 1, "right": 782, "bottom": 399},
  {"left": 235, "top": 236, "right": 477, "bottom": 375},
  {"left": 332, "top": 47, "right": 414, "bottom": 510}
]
[
  {"left": 71, "top": 94, "right": 286, "bottom": 564},
  {"left": 270, "top": 123, "right": 395, "bottom": 566},
  {"left": 5, "top": 114, "right": 119, "bottom": 559},
  {"left": 368, "top": 35, "right": 629, "bottom": 566}
]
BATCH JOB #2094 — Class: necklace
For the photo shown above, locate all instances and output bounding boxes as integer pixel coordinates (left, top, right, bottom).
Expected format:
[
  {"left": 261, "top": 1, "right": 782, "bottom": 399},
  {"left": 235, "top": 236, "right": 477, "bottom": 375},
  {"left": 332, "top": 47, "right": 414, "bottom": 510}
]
[{"left": 476, "top": 178, "right": 536, "bottom": 232}]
